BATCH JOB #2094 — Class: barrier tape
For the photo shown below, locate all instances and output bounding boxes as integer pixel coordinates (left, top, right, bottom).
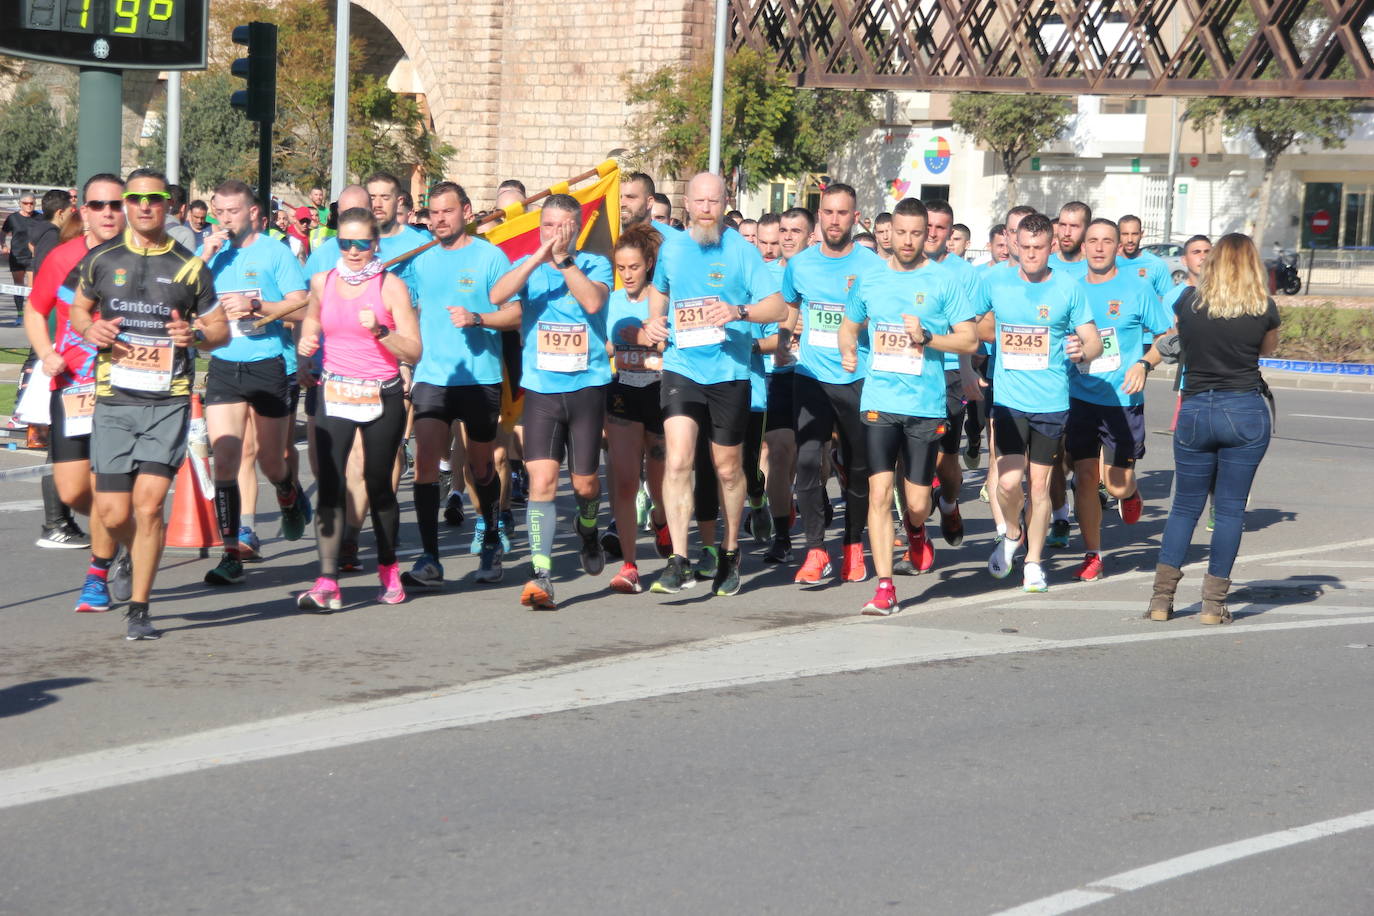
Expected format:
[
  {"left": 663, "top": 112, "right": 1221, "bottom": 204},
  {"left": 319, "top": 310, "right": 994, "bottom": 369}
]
[{"left": 1260, "top": 358, "right": 1374, "bottom": 376}]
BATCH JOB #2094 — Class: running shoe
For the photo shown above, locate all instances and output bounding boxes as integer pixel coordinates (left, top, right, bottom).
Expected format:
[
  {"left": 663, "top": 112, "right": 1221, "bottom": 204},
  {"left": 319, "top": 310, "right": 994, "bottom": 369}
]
[
  {"left": 520, "top": 568, "right": 557, "bottom": 609},
  {"left": 475, "top": 543, "right": 503, "bottom": 583},
  {"left": 713, "top": 549, "right": 742, "bottom": 596},
  {"left": 895, "top": 525, "right": 934, "bottom": 576},
  {"left": 510, "top": 466, "right": 529, "bottom": 505},
  {"left": 297, "top": 577, "right": 342, "bottom": 612},
  {"left": 1097, "top": 481, "right": 1111, "bottom": 510},
  {"left": 840, "top": 542, "right": 867, "bottom": 582},
  {"left": 279, "top": 487, "right": 307, "bottom": 541},
  {"left": 939, "top": 503, "right": 965, "bottom": 546},
  {"left": 694, "top": 545, "right": 719, "bottom": 581},
  {"left": 1072, "top": 553, "right": 1103, "bottom": 582},
  {"left": 236, "top": 526, "right": 262, "bottom": 562},
  {"left": 987, "top": 533, "right": 1023, "bottom": 580},
  {"left": 978, "top": 484, "right": 989, "bottom": 503},
  {"left": 444, "top": 492, "right": 465, "bottom": 527},
  {"left": 36, "top": 522, "right": 88, "bottom": 549},
  {"left": 204, "top": 554, "right": 245, "bottom": 586},
  {"left": 124, "top": 606, "right": 159, "bottom": 640},
  {"left": 401, "top": 554, "right": 444, "bottom": 590},
  {"left": 1023, "top": 561, "right": 1049, "bottom": 593},
  {"left": 794, "top": 548, "right": 833, "bottom": 585},
  {"left": 74, "top": 573, "right": 111, "bottom": 613},
  {"left": 650, "top": 554, "right": 694, "bottom": 594},
  {"left": 749, "top": 497, "right": 773, "bottom": 544},
  {"left": 762, "top": 537, "right": 793, "bottom": 565},
  {"left": 1119, "top": 491, "right": 1143, "bottom": 525},
  {"left": 610, "top": 562, "right": 642, "bottom": 594},
  {"left": 437, "top": 467, "right": 453, "bottom": 504},
  {"left": 108, "top": 547, "right": 132, "bottom": 603},
  {"left": 862, "top": 579, "right": 899, "bottom": 616},
  {"left": 376, "top": 562, "right": 405, "bottom": 604},
  {"left": 601, "top": 522, "right": 623, "bottom": 560},
  {"left": 498, "top": 509, "right": 515, "bottom": 553},
  {"left": 653, "top": 522, "right": 672, "bottom": 559},
  {"left": 578, "top": 520, "right": 606, "bottom": 575},
  {"left": 469, "top": 517, "right": 487, "bottom": 555},
  {"left": 1046, "top": 518, "right": 1071, "bottom": 549},
  {"left": 962, "top": 442, "right": 981, "bottom": 471},
  {"left": 339, "top": 539, "right": 362, "bottom": 572}
]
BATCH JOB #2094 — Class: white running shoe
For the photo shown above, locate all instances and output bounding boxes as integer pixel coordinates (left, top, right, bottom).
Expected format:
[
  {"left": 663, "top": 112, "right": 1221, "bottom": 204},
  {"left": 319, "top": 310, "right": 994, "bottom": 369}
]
[{"left": 1022, "top": 561, "right": 1049, "bottom": 593}]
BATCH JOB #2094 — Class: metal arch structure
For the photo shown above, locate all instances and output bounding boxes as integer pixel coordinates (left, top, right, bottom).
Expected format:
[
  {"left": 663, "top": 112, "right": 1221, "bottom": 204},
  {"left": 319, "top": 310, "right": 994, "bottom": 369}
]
[{"left": 728, "top": 0, "right": 1374, "bottom": 97}]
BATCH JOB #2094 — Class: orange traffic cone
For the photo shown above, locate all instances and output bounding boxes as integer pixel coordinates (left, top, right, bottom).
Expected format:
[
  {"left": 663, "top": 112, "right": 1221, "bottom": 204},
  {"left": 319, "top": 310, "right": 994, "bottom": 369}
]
[{"left": 165, "top": 394, "right": 221, "bottom": 554}]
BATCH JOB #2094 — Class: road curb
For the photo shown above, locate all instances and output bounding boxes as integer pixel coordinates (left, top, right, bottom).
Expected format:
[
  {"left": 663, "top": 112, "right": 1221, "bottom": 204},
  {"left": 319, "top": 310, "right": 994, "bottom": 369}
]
[{"left": 1151, "top": 365, "right": 1374, "bottom": 393}]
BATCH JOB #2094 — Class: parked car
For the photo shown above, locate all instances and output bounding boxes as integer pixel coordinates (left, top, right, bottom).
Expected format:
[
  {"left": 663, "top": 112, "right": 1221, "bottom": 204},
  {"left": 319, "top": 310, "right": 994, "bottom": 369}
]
[{"left": 1142, "top": 242, "right": 1187, "bottom": 285}]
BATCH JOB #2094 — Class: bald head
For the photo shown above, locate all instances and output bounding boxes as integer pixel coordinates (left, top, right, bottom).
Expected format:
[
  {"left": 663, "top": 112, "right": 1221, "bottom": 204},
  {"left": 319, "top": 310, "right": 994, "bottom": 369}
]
[
  {"left": 685, "top": 171, "right": 725, "bottom": 246},
  {"left": 337, "top": 184, "right": 369, "bottom": 212}
]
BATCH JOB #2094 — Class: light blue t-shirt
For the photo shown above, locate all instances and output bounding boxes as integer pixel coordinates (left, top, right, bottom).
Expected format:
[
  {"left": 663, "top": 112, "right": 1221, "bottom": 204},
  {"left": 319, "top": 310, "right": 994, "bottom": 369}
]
[
  {"left": 652, "top": 228, "right": 779, "bottom": 385},
  {"left": 606, "top": 287, "right": 660, "bottom": 387},
  {"left": 845, "top": 258, "right": 974, "bottom": 417},
  {"left": 1048, "top": 252, "right": 1091, "bottom": 282},
  {"left": 204, "top": 234, "right": 307, "bottom": 365},
  {"left": 1070, "top": 271, "right": 1173, "bottom": 408},
  {"left": 1162, "top": 280, "right": 1192, "bottom": 312},
  {"left": 762, "top": 258, "right": 793, "bottom": 374},
  {"left": 749, "top": 321, "right": 778, "bottom": 412},
  {"left": 933, "top": 252, "right": 979, "bottom": 370},
  {"left": 304, "top": 237, "right": 340, "bottom": 282},
  {"left": 782, "top": 244, "right": 885, "bottom": 385},
  {"left": 409, "top": 237, "right": 511, "bottom": 387},
  {"left": 1116, "top": 251, "right": 1172, "bottom": 298},
  {"left": 972, "top": 266, "right": 1096, "bottom": 414},
  {"left": 518, "top": 250, "right": 614, "bottom": 394},
  {"left": 380, "top": 225, "right": 433, "bottom": 289}
]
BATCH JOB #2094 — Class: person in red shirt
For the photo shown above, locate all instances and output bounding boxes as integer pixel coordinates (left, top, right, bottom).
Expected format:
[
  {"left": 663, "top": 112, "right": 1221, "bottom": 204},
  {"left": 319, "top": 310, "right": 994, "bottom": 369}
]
[{"left": 24, "top": 172, "right": 130, "bottom": 612}]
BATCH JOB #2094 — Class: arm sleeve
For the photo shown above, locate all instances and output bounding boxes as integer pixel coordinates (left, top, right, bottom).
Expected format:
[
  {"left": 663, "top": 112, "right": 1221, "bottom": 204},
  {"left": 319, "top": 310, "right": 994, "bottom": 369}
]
[
  {"left": 1265, "top": 298, "right": 1281, "bottom": 330},
  {"left": 650, "top": 248, "right": 670, "bottom": 296},
  {"left": 488, "top": 247, "right": 515, "bottom": 304},
  {"left": 580, "top": 252, "right": 613, "bottom": 288},
  {"left": 945, "top": 273, "right": 977, "bottom": 326},
  {"left": 1142, "top": 289, "right": 1172, "bottom": 335},
  {"left": 780, "top": 259, "right": 798, "bottom": 303},
  {"left": 843, "top": 275, "right": 867, "bottom": 323},
  {"left": 1069, "top": 286, "right": 1094, "bottom": 328},
  {"left": 193, "top": 261, "right": 217, "bottom": 318},
  {"left": 274, "top": 245, "right": 308, "bottom": 295},
  {"left": 745, "top": 246, "right": 780, "bottom": 303}
]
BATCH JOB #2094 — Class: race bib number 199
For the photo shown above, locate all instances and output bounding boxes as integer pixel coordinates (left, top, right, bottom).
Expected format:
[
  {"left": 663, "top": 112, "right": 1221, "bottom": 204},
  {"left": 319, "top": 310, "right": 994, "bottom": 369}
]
[
  {"left": 109, "top": 333, "right": 173, "bottom": 393},
  {"left": 1000, "top": 323, "right": 1051, "bottom": 370},
  {"left": 806, "top": 301, "right": 845, "bottom": 350}
]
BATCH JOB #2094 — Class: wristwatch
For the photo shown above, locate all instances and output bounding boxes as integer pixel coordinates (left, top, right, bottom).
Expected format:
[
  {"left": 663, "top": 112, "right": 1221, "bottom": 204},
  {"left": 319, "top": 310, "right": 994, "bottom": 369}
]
[
  {"left": 192, "top": 328, "right": 207, "bottom": 346},
  {"left": 736, "top": 304, "right": 749, "bottom": 322},
  {"left": 920, "top": 327, "right": 933, "bottom": 346},
  {"left": 472, "top": 312, "right": 484, "bottom": 328},
  {"left": 373, "top": 324, "right": 390, "bottom": 340},
  {"left": 554, "top": 254, "right": 576, "bottom": 270},
  {"left": 1136, "top": 359, "right": 1153, "bottom": 372}
]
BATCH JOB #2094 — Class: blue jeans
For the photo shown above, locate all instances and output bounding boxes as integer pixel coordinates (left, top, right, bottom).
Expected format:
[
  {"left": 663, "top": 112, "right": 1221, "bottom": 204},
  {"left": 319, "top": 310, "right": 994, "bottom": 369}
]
[{"left": 1158, "top": 390, "right": 1271, "bottom": 577}]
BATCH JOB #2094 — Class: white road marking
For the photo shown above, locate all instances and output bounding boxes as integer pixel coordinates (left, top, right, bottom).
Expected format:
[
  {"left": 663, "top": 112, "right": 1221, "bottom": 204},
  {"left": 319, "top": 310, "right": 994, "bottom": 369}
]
[
  {"left": 1273, "top": 560, "right": 1374, "bottom": 569},
  {"left": 1289, "top": 413, "right": 1374, "bottom": 422},
  {"left": 0, "top": 498, "right": 45, "bottom": 513},
  {"left": 995, "top": 807, "right": 1374, "bottom": 915}
]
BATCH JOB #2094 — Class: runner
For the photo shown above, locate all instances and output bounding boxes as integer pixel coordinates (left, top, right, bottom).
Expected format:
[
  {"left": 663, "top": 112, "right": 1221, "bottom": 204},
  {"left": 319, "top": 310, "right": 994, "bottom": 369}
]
[
  {"left": 782, "top": 184, "right": 884, "bottom": 585},
  {"left": 400, "top": 181, "right": 517, "bottom": 591},
  {"left": 972, "top": 212, "right": 1101, "bottom": 593},
  {"left": 949, "top": 224, "right": 971, "bottom": 259},
  {"left": 872, "top": 212, "right": 893, "bottom": 257},
  {"left": 1117, "top": 215, "right": 1172, "bottom": 298},
  {"left": 1047, "top": 201, "right": 1091, "bottom": 280},
  {"left": 1066, "top": 218, "right": 1173, "bottom": 581},
  {"left": 603, "top": 223, "right": 668, "bottom": 593},
  {"left": 68, "top": 168, "right": 228, "bottom": 639},
  {"left": 295, "top": 207, "right": 421, "bottom": 610},
  {"left": 643, "top": 171, "right": 785, "bottom": 595},
  {"left": 1164, "top": 235, "right": 1212, "bottom": 309},
  {"left": 488, "top": 193, "right": 613, "bottom": 610},
  {"left": 755, "top": 212, "right": 797, "bottom": 562},
  {"left": 838, "top": 197, "right": 977, "bottom": 613},
  {"left": 197, "top": 180, "right": 310, "bottom": 587},
  {"left": 778, "top": 207, "right": 814, "bottom": 262},
  {"left": 24, "top": 172, "right": 131, "bottom": 612}
]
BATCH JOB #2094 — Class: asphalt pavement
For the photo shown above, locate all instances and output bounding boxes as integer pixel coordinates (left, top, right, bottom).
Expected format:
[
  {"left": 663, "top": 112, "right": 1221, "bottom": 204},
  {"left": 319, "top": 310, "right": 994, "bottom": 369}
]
[{"left": 1, "top": 381, "right": 1372, "bottom": 914}]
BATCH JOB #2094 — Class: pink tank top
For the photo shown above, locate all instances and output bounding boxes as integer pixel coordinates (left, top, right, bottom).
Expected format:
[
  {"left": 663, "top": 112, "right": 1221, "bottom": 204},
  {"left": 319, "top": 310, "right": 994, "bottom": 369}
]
[{"left": 320, "top": 270, "right": 399, "bottom": 380}]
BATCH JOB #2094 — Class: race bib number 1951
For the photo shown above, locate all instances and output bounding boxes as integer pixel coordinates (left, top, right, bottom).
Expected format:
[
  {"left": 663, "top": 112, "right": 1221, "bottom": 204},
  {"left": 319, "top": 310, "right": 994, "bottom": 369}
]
[
  {"left": 110, "top": 334, "right": 173, "bottom": 393},
  {"left": 870, "top": 322, "right": 923, "bottom": 375},
  {"left": 1000, "top": 323, "right": 1050, "bottom": 370}
]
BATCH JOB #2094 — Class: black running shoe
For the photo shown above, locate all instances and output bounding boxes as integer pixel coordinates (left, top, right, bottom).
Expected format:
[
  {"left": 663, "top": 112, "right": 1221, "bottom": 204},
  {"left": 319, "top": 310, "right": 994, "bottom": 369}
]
[
  {"left": 713, "top": 549, "right": 741, "bottom": 596},
  {"left": 762, "top": 537, "right": 793, "bottom": 565},
  {"left": 578, "top": 520, "right": 605, "bottom": 575},
  {"left": 124, "top": 607, "right": 160, "bottom": 640},
  {"left": 650, "top": 554, "right": 694, "bottom": 594}
]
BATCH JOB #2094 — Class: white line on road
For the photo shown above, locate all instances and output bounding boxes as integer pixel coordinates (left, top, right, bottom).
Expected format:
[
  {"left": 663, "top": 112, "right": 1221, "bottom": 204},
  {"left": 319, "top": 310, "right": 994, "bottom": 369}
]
[
  {"left": 1289, "top": 413, "right": 1374, "bottom": 422},
  {"left": 1274, "top": 560, "right": 1374, "bottom": 569},
  {"left": 994, "top": 807, "right": 1374, "bottom": 915},
  {"left": 0, "top": 498, "right": 45, "bottom": 512}
]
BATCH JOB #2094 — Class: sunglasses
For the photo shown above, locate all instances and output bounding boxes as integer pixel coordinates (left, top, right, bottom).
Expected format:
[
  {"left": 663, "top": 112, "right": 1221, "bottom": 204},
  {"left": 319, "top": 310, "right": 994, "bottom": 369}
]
[
  {"left": 86, "top": 199, "right": 124, "bottom": 212},
  {"left": 122, "top": 191, "right": 171, "bottom": 206},
  {"left": 338, "top": 238, "right": 374, "bottom": 252},
  {"left": 299, "top": 218, "right": 312, "bottom": 224}
]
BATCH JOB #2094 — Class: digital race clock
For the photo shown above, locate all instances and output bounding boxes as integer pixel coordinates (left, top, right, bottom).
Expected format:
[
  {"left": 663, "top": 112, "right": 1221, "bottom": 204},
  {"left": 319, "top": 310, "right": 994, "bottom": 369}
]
[{"left": 0, "top": 0, "right": 208, "bottom": 69}]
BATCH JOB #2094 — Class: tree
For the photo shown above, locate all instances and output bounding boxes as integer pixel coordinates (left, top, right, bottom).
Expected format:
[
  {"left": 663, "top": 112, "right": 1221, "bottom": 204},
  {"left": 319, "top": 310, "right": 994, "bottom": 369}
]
[
  {"left": 948, "top": 93, "right": 1075, "bottom": 208},
  {"left": 144, "top": 72, "right": 257, "bottom": 192},
  {"left": 623, "top": 48, "right": 876, "bottom": 199},
  {"left": 0, "top": 87, "right": 75, "bottom": 186},
  {"left": 1184, "top": 97, "right": 1356, "bottom": 250}
]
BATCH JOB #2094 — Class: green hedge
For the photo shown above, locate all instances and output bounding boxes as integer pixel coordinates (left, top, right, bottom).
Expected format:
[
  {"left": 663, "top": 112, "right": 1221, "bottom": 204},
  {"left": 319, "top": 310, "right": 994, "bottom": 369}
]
[{"left": 1275, "top": 306, "right": 1374, "bottom": 363}]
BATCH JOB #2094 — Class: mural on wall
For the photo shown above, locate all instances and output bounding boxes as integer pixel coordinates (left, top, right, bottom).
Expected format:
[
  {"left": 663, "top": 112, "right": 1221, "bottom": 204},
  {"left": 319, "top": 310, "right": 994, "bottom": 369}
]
[{"left": 882, "top": 130, "right": 955, "bottom": 206}]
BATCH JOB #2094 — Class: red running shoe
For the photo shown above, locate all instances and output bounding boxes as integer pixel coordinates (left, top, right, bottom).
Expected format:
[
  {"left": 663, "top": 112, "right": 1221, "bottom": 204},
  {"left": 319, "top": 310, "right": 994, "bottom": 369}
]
[
  {"left": 862, "top": 579, "right": 899, "bottom": 615},
  {"left": 610, "top": 562, "right": 642, "bottom": 594},
  {"left": 909, "top": 524, "right": 935, "bottom": 573},
  {"left": 1073, "top": 552, "right": 1104, "bottom": 581},
  {"left": 794, "top": 547, "right": 833, "bottom": 585},
  {"left": 840, "top": 542, "right": 868, "bottom": 582},
  {"left": 1119, "top": 491, "right": 1143, "bottom": 525}
]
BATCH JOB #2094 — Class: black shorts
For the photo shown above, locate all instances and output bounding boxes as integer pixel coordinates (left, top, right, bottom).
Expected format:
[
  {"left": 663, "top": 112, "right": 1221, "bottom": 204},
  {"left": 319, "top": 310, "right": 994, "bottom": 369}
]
[
  {"left": 864, "top": 411, "right": 944, "bottom": 485},
  {"left": 204, "top": 355, "right": 291, "bottom": 418},
  {"left": 1065, "top": 399, "right": 1146, "bottom": 468},
  {"left": 606, "top": 379, "right": 664, "bottom": 435},
  {"left": 765, "top": 371, "right": 795, "bottom": 433},
  {"left": 992, "top": 404, "right": 1067, "bottom": 466},
  {"left": 523, "top": 386, "right": 606, "bottom": 476},
  {"left": 940, "top": 369, "right": 967, "bottom": 454},
  {"left": 411, "top": 381, "right": 502, "bottom": 442},
  {"left": 48, "top": 387, "right": 91, "bottom": 464},
  {"left": 660, "top": 370, "right": 750, "bottom": 447}
]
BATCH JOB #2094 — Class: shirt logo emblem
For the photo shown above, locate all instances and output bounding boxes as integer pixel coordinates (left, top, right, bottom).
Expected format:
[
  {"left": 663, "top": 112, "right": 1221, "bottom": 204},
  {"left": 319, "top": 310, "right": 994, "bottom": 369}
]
[
  {"left": 706, "top": 263, "right": 726, "bottom": 287},
  {"left": 846, "top": 274, "right": 857, "bottom": 291},
  {"left": 866, "top": 411, "right": 879, "bottom": 422},
  {"left": 1107, "top": 300, "right": 1121, "bottom": 317},
  {"left": 458, "top": 273, "right": 475, "bottom": 290},
  {"left": 113, "top": 268, "right": 127, "bottom": 287},
  {"left": 1037, "top": 305, "right": 1050, "bottom": 320},
  {"left": 244, "top": 270, "right": 259, "bottom": 282},
  {"left": 915, "top": 292, "right": 925, "bottom": 305},
  {"left": 1138, "top": 268, "right": 1147, "bottom": 277}
]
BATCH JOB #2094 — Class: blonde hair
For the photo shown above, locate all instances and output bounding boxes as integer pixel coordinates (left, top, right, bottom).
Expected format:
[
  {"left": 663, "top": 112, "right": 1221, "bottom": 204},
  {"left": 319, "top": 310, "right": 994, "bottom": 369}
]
[{"left": 1197, "top": 233, "right": 1268, "bottom": 319}]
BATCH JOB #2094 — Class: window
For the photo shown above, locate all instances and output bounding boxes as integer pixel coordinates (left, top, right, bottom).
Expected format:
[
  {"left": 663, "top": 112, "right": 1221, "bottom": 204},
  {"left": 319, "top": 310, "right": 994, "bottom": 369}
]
[{"left": 1100, "top": 98, "right": 1147, "bottom": 114}]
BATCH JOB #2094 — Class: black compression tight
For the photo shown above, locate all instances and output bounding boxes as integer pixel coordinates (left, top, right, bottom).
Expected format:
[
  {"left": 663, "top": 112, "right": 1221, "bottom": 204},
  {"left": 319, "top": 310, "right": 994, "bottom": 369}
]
[{"left": 793, "top": 374, "right": 869, "bottom": 548}]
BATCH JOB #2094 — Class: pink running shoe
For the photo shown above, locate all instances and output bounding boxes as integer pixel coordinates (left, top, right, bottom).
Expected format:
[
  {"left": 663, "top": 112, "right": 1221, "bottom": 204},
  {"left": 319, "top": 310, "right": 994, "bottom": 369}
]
[
  {"left": 297, "top": 577, "right": 342, "bottom": 612},
  {"left": 376, "top": 562, "right": 406, "bottom": 604}
]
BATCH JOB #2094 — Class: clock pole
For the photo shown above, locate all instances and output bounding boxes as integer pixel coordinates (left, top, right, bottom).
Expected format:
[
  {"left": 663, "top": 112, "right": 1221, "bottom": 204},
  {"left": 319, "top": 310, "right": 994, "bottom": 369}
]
[{"left": 77, "top": 67, "right": 124, "bottom": 189}]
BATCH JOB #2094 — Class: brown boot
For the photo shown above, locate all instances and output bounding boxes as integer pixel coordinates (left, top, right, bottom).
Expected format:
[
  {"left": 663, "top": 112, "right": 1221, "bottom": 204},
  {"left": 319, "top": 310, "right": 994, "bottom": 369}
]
[
  {"left": 1145, "top": 564, "right": 1184, "bottom": 621},
  {"left": 1199, "top": 574, "right": 1232, "bottom": 625}
]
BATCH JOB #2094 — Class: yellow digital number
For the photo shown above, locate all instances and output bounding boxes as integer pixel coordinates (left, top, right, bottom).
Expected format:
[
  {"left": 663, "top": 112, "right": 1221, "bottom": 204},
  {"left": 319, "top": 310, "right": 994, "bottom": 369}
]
[
  {"left": 78, "top": 0, "right": 91, "bottom": 28},
  {"left": 113, "top": 0, "right": 139, "bottom": 32},
  {"left": 148, "top": 0, "right": 172, "bottom": 21}
]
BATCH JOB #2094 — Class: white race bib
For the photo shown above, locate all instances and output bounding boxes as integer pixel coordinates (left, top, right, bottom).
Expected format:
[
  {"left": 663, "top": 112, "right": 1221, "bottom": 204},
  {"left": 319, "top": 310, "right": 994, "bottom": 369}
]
[
  {"left": 870, "top": 322, "right": 923, "bottom": 375},
  {"left": 109, "top": 333, "right": 173, "bottom": 393},
  {"left": 1077, "top": 326, "right": 1121, "bottom": 375},
  {"left": 535, "top": 321, "right": 589, "bottom": 372},
  {"left": 805, "top": 301, "right": 845, "bottom": 349},
  {"left": 222, "top": 288, "right": 266, "bottom": 338},
  {"left": 322, "top": 372, "right": 383, "bottom": 422},
  {"left": 674, "top": 297, "right": 725, "bottom": 348},
  {"left": 1000, "top": 323, "right": 1050, "bottom": 370},
  {"left": 61, "top": 382, "right": 96, "bottom": 437},
  {"left": 614, "top": 345, "right": 660, "bottom": 388}
]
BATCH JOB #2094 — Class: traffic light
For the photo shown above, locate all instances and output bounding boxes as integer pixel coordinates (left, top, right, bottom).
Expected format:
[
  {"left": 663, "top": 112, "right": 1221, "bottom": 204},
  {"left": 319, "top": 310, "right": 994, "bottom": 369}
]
[{"left": 230, "top": 22, "right": 277, "bottom": 123}]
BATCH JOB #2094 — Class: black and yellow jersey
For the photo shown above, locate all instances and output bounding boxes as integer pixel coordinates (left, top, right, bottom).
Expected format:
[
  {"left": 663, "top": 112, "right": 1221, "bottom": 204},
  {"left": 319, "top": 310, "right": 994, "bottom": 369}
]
[{"left": 77, "top": 229, "right": 216, "bottom": 403}]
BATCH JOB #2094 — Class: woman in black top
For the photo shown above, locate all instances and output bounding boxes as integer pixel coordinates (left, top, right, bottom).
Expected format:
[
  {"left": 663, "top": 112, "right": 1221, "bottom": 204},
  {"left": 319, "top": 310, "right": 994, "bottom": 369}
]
[{"left": 1146, "top": 233, "right": 1279, "bottom": 624}]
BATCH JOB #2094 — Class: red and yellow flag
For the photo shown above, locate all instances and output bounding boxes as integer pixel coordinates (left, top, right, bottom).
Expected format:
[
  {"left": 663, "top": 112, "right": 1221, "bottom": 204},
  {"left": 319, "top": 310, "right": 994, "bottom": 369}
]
[{"left": 478, "top": 160, "right": 621, "bottom": 265}]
